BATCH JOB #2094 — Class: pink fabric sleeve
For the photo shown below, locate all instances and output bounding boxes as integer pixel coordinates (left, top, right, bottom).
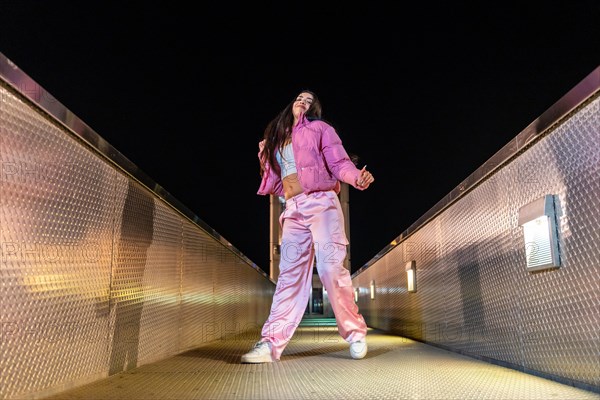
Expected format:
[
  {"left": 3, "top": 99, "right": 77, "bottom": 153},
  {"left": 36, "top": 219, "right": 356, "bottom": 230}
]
[{"left": 320, "top": 125, "right": 365, "bottom": 191}]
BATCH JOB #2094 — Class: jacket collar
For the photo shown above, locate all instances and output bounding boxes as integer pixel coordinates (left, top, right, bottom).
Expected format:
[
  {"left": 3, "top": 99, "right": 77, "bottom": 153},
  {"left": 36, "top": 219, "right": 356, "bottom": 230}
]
[{"left": 293, "top": 113, "right": 309, "bottom": 131}]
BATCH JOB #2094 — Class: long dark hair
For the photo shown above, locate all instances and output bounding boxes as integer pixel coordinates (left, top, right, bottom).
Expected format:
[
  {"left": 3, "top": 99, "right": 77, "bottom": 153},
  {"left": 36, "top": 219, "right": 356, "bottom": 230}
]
[{"left": 259, "top": 90, "right": 322, "bottom": 176}]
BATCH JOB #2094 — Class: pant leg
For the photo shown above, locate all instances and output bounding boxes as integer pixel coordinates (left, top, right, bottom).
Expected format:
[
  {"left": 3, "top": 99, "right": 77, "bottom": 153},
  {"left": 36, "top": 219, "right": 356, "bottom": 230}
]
[
  {"left": 308, "top": 191, "right": 367, "bottom": 343},
  {"left": 260, "top": 207, "right": 314, "bottom": 360}
]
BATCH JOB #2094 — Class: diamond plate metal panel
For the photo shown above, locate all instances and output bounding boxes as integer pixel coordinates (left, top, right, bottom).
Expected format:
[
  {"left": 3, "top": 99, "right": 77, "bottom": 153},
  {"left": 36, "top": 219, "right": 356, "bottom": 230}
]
[
  {"left": 1, "top": 86, "right": 115, "bottom": 399},
  {"left": 234, "top": 255, "right": 274, "bottom": 343},
  {"left": 107, "top": 176, "right": 184, "bottom": 374},
  {"left": 0, "top": 80, "right": 277, "bottom": 399},
  {"left": 510, "top": 98, "right": 600, "bottom": 387},
  {"left": 439, "top": 179, "right": 522, "bottom": 363},
  {"left": 213, "top": 244, "right": 244, "bottom": 340},
  {"left": 136, "top": 195, "right": 183, "bottom": 365},
  {"left": 180, "top": 219, "right": 274, "bottom": 351},
  {"left": 353, "top": 96, "right": 600, "bottom": 390},
  {"left": 180, "top": 220, "right": 218, "bottom": 350}
]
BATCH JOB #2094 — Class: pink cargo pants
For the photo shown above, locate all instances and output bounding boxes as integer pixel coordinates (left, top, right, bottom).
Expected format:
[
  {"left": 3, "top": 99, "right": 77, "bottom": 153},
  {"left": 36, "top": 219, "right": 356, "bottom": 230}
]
[{"left": 261, "top": 190, "right": 367, "bottom": 360}]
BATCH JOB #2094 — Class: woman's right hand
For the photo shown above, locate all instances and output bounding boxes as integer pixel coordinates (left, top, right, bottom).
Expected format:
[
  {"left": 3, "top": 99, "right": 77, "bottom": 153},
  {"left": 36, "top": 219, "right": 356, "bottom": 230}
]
[{"left": 357, "top": 165, "right": 374, "bottom": 189}]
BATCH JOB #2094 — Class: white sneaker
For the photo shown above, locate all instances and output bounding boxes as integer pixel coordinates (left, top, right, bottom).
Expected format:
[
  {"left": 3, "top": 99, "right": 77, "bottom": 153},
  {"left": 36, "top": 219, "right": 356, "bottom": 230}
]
[
  {"left": 241, "top": 341, "right": 273, "bottom": 363},
  {"left": 350, "top": 339, "right": 367, "bottom": 359}
]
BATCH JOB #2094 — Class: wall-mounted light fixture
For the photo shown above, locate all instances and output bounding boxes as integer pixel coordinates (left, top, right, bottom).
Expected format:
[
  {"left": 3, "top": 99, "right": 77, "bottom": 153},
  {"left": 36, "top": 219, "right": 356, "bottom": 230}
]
[
  {"left": 354, "top": 287, "right": 359, "bottom": 302},
  {"left": 518, "top": 194, "right": 561, "bottom": 271},
  {"left": 405, "top": 260, "right": 417, "bottom": 292},
  {"left": 370, "top": 280, "right": 376, "bottom": 300}
]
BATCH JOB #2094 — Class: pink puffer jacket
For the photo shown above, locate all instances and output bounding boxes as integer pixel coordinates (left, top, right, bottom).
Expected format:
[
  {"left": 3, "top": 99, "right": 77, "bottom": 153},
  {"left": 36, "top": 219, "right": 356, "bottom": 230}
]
[{"left": 257, "top": 114, "right": 364, "bottom": 196}]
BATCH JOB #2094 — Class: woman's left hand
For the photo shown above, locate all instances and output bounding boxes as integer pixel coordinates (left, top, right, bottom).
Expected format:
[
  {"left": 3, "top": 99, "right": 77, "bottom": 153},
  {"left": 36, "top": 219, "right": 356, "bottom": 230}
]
[{"left": 357, "top": 165, "right": 374, "bottom": 189}]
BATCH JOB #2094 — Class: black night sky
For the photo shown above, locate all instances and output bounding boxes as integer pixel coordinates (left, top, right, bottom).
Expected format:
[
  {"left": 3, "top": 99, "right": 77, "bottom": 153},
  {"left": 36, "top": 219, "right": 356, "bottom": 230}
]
[{"left": 1, "top": 1, "right": 598, "bottom": 274}]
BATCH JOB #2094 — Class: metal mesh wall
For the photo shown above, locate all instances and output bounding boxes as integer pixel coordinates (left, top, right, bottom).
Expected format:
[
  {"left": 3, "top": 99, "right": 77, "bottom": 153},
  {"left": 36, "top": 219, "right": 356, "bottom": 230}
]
[
  {"left": 0, "top": 83, "right": 274, "bottom": 399},
  {"left": 354, "top": 95, "right": 599, "bottom": 390}
]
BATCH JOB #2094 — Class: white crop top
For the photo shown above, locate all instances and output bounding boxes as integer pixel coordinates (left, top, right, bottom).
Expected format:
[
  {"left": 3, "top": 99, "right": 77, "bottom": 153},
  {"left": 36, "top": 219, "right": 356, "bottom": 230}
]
[{"left": 275, "top": 142, "right": 297, "bottom": 178}]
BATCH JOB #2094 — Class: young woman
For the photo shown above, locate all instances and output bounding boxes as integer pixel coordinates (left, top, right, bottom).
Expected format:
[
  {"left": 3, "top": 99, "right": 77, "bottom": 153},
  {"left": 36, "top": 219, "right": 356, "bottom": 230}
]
[{"left": 241, "top": 90, "right": 374, "bottom": 363}]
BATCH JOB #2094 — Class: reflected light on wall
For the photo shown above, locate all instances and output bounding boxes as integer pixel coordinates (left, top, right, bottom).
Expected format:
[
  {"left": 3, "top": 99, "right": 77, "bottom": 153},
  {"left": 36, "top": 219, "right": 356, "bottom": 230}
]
[
  {"left": 518, "top": 194, "right": 561, "bottom": 271},
  {"left": 370, "top": 280, "right": 375, "bottom": 300}
]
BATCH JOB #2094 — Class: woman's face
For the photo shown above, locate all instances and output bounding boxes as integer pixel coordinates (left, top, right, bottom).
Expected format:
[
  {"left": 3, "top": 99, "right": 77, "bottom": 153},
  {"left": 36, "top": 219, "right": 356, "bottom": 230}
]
[{"left": 292, "top": 92, "right": 314, "bottom": 119}]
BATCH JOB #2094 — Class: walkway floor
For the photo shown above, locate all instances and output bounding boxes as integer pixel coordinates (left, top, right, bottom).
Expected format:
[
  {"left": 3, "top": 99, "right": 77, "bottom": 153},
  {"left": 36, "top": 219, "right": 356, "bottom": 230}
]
[{"left": 44, "top": 325, "right": 599, "bottom": 400}]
